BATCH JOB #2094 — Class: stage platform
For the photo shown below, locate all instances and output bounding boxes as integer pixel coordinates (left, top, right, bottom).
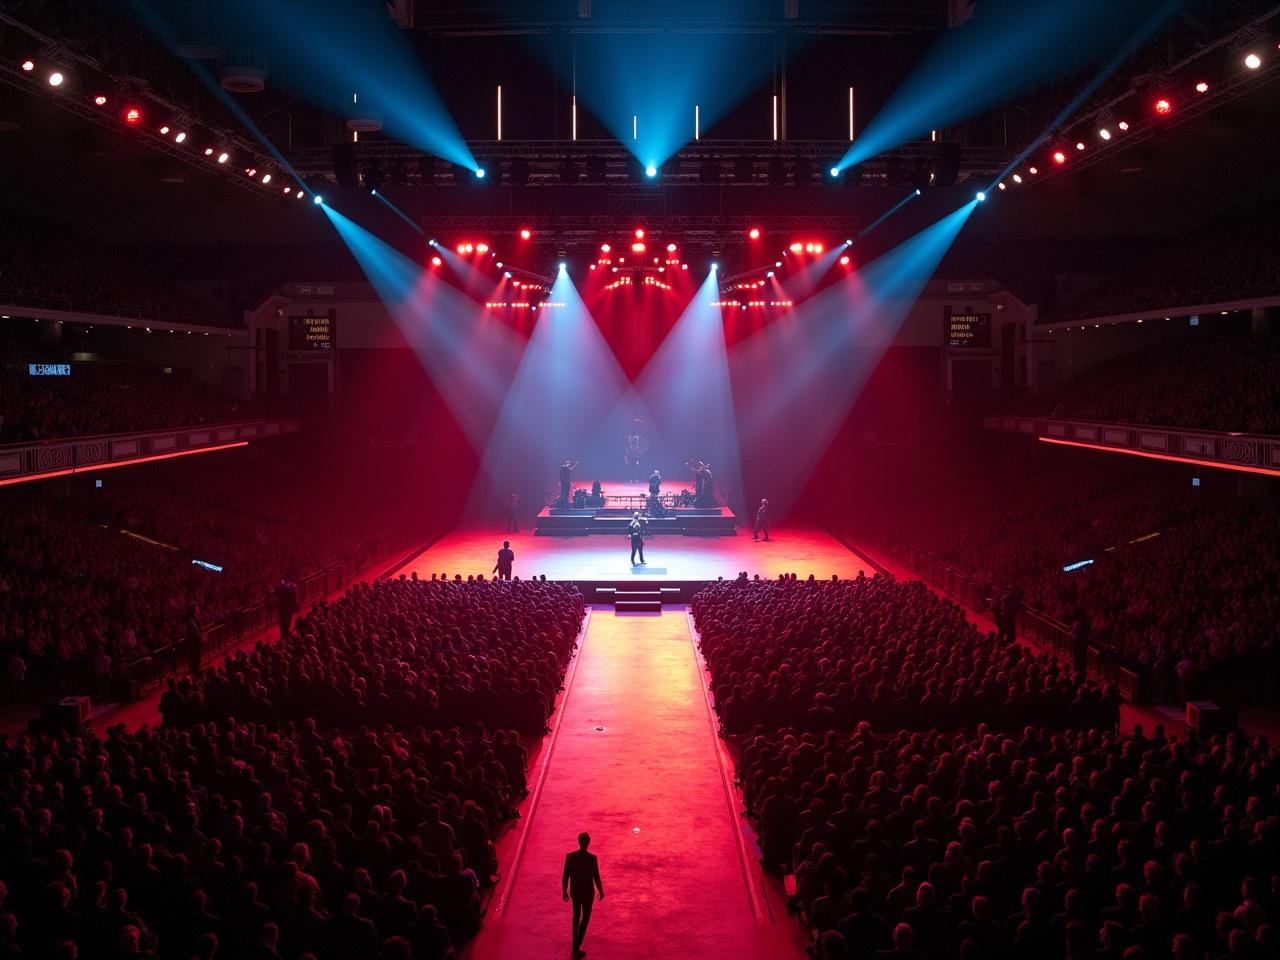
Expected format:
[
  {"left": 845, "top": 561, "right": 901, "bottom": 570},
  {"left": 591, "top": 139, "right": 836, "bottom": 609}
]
[
  {"left": 394, "top": 524, "right": 873, "bottom": 588},
  {"left": 536, "top": 479, "right": 736, "bottom": 536}
]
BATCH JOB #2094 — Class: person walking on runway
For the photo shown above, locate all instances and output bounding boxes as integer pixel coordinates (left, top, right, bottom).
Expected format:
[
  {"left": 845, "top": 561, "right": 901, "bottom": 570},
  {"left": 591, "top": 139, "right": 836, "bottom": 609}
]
[
  {"left": 493, "top": 540, "right": 515, "bottom": 580},
  {"left": 753, "top": 498, "right": 771, "bottom": 541},
  {"left": 628, "top": 512, "right": 647, "bottom": 565},
  {"left": 562, "top": 832, "right": 604, "bottom": 957}
]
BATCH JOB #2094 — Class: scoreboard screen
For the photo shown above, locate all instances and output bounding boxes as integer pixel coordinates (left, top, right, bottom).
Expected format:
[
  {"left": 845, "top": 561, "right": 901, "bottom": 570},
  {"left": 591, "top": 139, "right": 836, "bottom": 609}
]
[
  {"left": 944, "top": 308, "right": 992, "bottom": 349},
  {"left": 287, "top": 312, "right": 336, "bottom": 351}
]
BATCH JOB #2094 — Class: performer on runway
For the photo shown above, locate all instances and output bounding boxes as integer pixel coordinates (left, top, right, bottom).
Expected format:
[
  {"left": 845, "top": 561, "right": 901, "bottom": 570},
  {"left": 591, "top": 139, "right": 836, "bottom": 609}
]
[
  {"left": 753, "top": 498, "right": 770, "bottom": 541},
  {"left": 647, "top": 468, "right": 662, "bottom": 497},
  {"left": 628, "top": 512, "right": 647, "bottom": 565},
  {"left": 646, "top": 468, "right": 663, "bottom": 518},
  {"left": 558, "top": 459, "right": 579, "bottom": 507}
]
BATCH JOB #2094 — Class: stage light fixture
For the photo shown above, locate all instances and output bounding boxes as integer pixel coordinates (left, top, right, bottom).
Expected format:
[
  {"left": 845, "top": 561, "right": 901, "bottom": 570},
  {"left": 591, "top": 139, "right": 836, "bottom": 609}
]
[
  {"left": 634, "top": 228, "right": 645, "bottom": 240},
  {"left": 766, "top": 271, "right": 774, "bottom": 277},
  {"left": 1195, "top": 81, "right": 1209, "bottom": 93},
  {"left": 775, "top": 261, "right": 782, "bottom": 268},
  {"left": 1118, "top": 121, "right": 1130, "bottom": 130},
  {"left": 829, "top": 166, "right": 839, "bottom": 177},
  {"left": 160, "top": 125, "right": 171, "bottom": 135},
  {"left": 558, "top": 262, "right": 567, "bottom": 272},
  {"left": 600, "top": 243, "right": 611, "bottom": 253},
  {"left": 1052, "top": 150, "right": 1067, "bottom": 164},
  {"left": 998, "top": 182, "right": 1007, "bottom": 190},
  {"left": 839, "top": 255, "right": 850, "bottom": 265},
  {"left": 914, "top": 188, "right": 922, "bottom": 196},
  {"left": 48, "top": 72, "right": 64, "bottom": 87},
  {"left": 431, "top": 256, "right": 442, "bottom": 266},
  {"left": 975, "top": 191, "right": 986, "bottom": 202},
  {"left": 789, "top": 242, "right": 802, "bottom": 253},
  {"left": 504, "top": 271, "right": 512, "bottom": 279},
  {"left": 260, "top": 173, "right": 270, "bottom": 184},
  {"left": 217, "top": 152, "right": 228, "bottom": 164},
  {"left": 476, "top": 242, "right": 489, "bottom": 253},
  {"left": 1028, "top": 166, "right": 1038, "bottom": 175},
  {"left": 645, "top": 165, "right": 657, "bottom": 178},
  {"left": 496, "top": 262, "right": 503, "bottom": 268},
  {"left": 174, "top": 132, "right": 186, "bottom": 143},
  {"left": 666, "top": 243, "right": 677, "bottom": 253},
  {"left": 1244, "top": 53, "right": 1261, "bottom": 69},
  {"left": 296, "top": 191, "right": 304, "bottom": 200},
  {"left": 21, "top": 60, "right": 35, "bottom": 72},
  {"left": 475, "top": 167, "right": 486, "bottom": 179},
  {"left": 1099, "top": 128, "right": 1111, "bottom": 140},
  {"left": 94, "top": 95, "right": 108, "bottom": 106},
  {"left": 1153, "top": 98, "right": 1172, "bottom": 115},
  {"left": 428, "top": 239, "right": 437, "bottom": 247},
  {"left": 283, "top": 187, "right": 292, "bottom": 194},
  {"left": 313, "top": 194, "right": 323, "bottom": 205},
  {"left": 1075, "top": 141, "right": 1085, "bottom": 151},
  {"left": 631, "top": 242, "right": 646, "bottom": 253},
  {"left": 520, "top": 228, "right": 532, "bottom": 240},
  {"left": 748, "top": 227, "right": 760, "bottom": 240},
  {"left": 1012, "top": 174, "right": 1022, "bottom": 183},
  {"left": 204, "top": 147, "right": 213, "bottom": 156}
]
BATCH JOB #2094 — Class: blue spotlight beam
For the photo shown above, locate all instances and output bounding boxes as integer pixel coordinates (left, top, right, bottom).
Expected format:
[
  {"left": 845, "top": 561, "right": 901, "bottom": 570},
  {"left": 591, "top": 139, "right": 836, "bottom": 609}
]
[
  {"left": 835, "top": 0, "right": 1186, "bottom": 172},
  {"left": 373, "top": 191, "right": 424, "bottom": 234},
  {"left": 731, "top": 202, "right": 978, "bottom": 513},
  {"left": 319, "top": 205, "right": 521, "bottom": 450},
  {"left": 856, "top": 190, "right": 921, "bottom": 241}
]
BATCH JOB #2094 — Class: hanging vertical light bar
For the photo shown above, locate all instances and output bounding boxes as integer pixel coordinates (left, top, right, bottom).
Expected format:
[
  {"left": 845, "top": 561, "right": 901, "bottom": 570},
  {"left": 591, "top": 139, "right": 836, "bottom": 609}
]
[
  {"left": 572, "top": 95, "right": 578, "bottom": 141},
  {"left": 772, "top": 95, "right": 778, "bottom": 141},
  {"left": 632, "top": 114, "right": 638, "bottom": 140},
  {"left": 848, "top": 86, "right": 855, "bottom": 140},
  {"left": 695, "top": 104, "right": 700, "bottom": 140},
  {"left": 497, "top": 85, "right": 503, "bottom": 140}
]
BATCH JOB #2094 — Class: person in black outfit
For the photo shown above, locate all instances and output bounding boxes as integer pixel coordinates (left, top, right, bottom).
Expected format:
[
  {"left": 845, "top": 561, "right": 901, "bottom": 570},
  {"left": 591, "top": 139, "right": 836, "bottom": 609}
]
[
  {"left": 184, "top": 604, "right": 202, "bottom": 675},
  {"left": 562, "top": 832, "right": 603, "bottom": 957},
  {"left": 558, "top": 460, "right": 579, "bottom": 507},
  {"left": 628, "top": 513, "right": 647, "bottom": 566},
  {"left": 753, "top": 498, "right": 770, "bottom": 541},
  {"left": 506, "top": 492, "right": 520, "bottom": 532},
  {"left": 274, "top": 577, "right": 299, "bottom": 639},
  {"left": 647, "top": 469, "right": 662, "bottom": 497},
  {"left": 493, "top": 540, "right": 515, "bottom": 581}
]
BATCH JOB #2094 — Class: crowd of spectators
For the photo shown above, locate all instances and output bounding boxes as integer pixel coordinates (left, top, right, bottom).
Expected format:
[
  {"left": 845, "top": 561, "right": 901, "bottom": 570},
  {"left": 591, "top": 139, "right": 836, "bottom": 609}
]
[
  {"left": 0, "top": 451, "right": 426, "bottom": 706},
  {"left": 0, "top": 716, "right": 525, "bottom": 959},
  {"left": 0, "top": 362, "right": 259, "bottom": 443},
  {"left": 740, "top": 722, "right": 1280, "bottom": 960},
  {"left": 692, "top": 576, "right": 1119, "bottom": 734},
  {"left": 865, "top": 448, "right": 1280, "bottom": 701},
  {"left": 162, "top": 577, "right": 584, "bottom": 735},
  {"left": 1015, "top": 327, "right": 1280, "bottom": 434}
]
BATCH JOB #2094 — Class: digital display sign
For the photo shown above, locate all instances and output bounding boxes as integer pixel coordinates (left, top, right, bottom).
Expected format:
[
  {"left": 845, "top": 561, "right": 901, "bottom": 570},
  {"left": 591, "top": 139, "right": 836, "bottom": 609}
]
[
  {"left": 944, "top": 308, "right": 992, "bottom": 349},
  {"left": 28, "top": 363, "right": 72, "bottom": 376},
  {"left": 287, "top": 312, "right": 336, "bottom": 351}
]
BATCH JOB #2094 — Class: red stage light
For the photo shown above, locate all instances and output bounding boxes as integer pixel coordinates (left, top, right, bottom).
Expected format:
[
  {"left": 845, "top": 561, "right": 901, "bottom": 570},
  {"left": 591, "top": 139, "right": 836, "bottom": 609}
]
[
  {"left": 21, "top": 60, "right": 35, "bottom": 72},
  {"left": 124, "top": 107, "right": 142, "bottom": 124},
  {"left": 631, "top": 242, "right": 646, "bottom": 253},
  {"left": 666, "top": 242, "right": 677, "bottom": 253},
  {"left": 839, "top": 255, "right": 850, "bottom": 266},
  {"left": 476, "top": 242, "right": 489, "bottom": 253},
  {"left": 431, "top": 256, "right": 442, "bottom": 266},
  {"left": 1154, "top": 97, "right": 1172, "bottom": 115},
  {"left": 748, "top": 227, "right": 760, "bottom": 240},
  {"left": 456, "top": 243, "right": 466, "bottom": 254},
  {"left": 519, "top": 228, "right": 532, "bottom": 239},
  {"left": 1195, "top": 81, "right": 1209, "bottom": 94},
  {"left": 789, "top": 242, "right": 803, "bottom": 253},
  {"left": 600, "top": 243, "right": 611, "bottom": 254},
  {"left": 814, "top": 243, "right": 824, "bottom": 253},
  {"left": 1052, "top": 150, "right": 1066, "bottom": 165},
  {"left": 634, "top": 228, "right": 645, "bottom": 240},
  {"left": 93, "top": 94, "right": 108, "bottom": 106}
]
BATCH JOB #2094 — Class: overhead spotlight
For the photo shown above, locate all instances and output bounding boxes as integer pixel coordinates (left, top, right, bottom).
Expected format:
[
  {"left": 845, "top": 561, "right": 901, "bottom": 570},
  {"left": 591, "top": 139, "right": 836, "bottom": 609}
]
[
  {"left": 748, "top": 227, "right": 760, "bottom": 240},
  {"left": 634, "top": 228, "right": 645, "bottom": 240},
  {"left": 476, "top": 242, "right": 489, "bottom": 253},
  {"left": 1194, "top": 81, "right": 1209, "bottom": 94},
  {"left": 766, "top": 270, "right": 774, "bottom": 278},
  {"left": 370, "top": 188, "right": 377, "bottom": 195},
  {"left": 1244, "top": 52, "right": 1262, "bottom": 70},
  {"left": 666, "top": 242, "right": 677, "bottom": 253},
  {"left": 519, "top": 228, "right": 532, "bottom": 240},
  {"left": 789, "top": 242, "right": 802, "bottom": 253},
  {"left": 1153, "top": 97, "right": 1172, "bottom": 115},
  {"left": 283, "top": 186, "right": 292, "bottom": 194},
  {"left": 428, "top": 239, "right": 438, "bottom": 247},
  {"left": 93, "top": 95, "right": 108, "bottom": 106},
  {"left": 600, "top": 243, "right": 611, "bottom": 253},
  {"left": 217, "top": 152, "right": 229, "bottom": 164},
  {"left": 558, "top": 262, "right": 567, "bottom": 272},
  {"left": 998, "top": 182, "right": 1007, "bottom": 190},
  {"left": 814, "top": 243, "right": 823, "bottom": 253},
  {"left": 295, "top": 191, "right": 304, "bottom": 200},
  {"left": 174, "top": 131, "right": 186, "bottom": 143},
  {"left": 1052, "top": 150, "right": 1067, "bottom": 164},
  {"left": 710, "top": 262, "right": 718, "bottom": 271},
  {"left": 644, "top": 165, "right": 657, "bottom": 178},
  {"left": 631, "top": 242, "right": 646, "bottom": 253},
  {"left": 1099, "top": 128, "right": 1111, "bottom": 140},
  {"left": 1118, "top": 120, "right": 1130, "bottom": 130},
  {"left": 914, "top": 188, "right": 922, "bottom": 196},
  {"left": 1075, "top": 141, "right": 1085, "bottom": 150},
  {"left": 21, "top": 60, "right": 35, "bottom": 72},
  {"left": 496, "top": 261, "right": 503, "bottom": 268},
  {"left": 473, "top": 167, "right": 487, "bottom": 179},
  {"left": 204, "top": 147, "right": 214, "bottom": 156},
  {"left": 775, "top": 260, "right": 782, "bottom": 268},
  {"left": 1028, "top": 166, "right": 1038, "bottom": 175},
  {"left": 48, "top": 72, "right": 64, "bottom": 87},
  {"left": 160, "top": 125, "right": 171, "bottom": 135},
  {"left": 1012, "top": 174, "right": 1023, "bottom": 183},
  {"left": 839, "top": 255, "right": 850, "bottom": 265},
  {"left": 829, "top": 166, "right": 839, "bottom": 177},
  {"left": 975, "top": 191, "right": 986, "bottom": 202},
  {"left": 312, "top": 194, "right": 323, "bottom": 205},
  {"left": 431, "top": 256, "right": 442, "bottom": 266},
  {"left": 504, "top": 271, "right": 512, "bottom": 279}
]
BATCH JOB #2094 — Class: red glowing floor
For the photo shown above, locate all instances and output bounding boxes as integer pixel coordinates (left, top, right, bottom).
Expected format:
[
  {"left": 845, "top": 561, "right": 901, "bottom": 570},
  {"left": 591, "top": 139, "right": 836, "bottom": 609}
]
[
  {"left": 400, "top": 523, "right": 870, "bottom": 582},
  {"left": 465, "top": 609, "right": 804, "bottom": 960}
]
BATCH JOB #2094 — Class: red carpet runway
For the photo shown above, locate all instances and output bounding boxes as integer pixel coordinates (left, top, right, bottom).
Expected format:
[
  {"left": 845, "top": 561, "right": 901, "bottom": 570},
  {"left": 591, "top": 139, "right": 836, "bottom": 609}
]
[
  {"left": 465, "top": 609, "right": 804, "bottom": 960},
  {"left": 403, "top": 524, "right": 869, "bottom": 582}
]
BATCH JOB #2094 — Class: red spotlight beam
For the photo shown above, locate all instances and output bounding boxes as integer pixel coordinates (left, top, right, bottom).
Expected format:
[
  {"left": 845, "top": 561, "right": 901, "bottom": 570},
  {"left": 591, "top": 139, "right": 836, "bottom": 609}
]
[{"left": 1037, "top": 436, "right": 1280, "bottom": 477}]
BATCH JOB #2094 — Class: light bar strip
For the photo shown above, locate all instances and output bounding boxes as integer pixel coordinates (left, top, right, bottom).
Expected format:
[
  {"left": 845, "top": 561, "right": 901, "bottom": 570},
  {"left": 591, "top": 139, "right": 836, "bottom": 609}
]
[
  {"left": 0, "top": 440, "right": 250, "bottom": 487},
  {"left": 1038, "top": 436, "right": 1280, "bottom": 476}
]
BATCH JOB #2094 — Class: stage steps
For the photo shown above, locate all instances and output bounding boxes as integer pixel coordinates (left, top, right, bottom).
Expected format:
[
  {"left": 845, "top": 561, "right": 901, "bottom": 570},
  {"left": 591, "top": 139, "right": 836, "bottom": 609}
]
[{"left": 593, "top": 585, "right": 684, "bottom": 612}]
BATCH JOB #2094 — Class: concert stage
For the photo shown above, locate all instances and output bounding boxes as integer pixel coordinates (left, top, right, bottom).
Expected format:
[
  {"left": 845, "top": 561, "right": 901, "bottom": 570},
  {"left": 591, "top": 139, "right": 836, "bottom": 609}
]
[
  {"left": 396, "top": 524, "right": 871, "bottom": 587},
  {"left": 535, "top": 479, "right": 737, "bottom": 536}
]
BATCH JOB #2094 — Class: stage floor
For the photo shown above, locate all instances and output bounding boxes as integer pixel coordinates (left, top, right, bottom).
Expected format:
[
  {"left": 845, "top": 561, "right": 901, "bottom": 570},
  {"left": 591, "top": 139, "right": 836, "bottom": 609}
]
[{"left": 397, "top": 524, "right": 870, "bottom": 582}]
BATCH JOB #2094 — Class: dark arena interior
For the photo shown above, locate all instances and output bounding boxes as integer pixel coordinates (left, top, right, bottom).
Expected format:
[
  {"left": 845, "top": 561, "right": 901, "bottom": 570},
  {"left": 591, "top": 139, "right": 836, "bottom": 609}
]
[{"left": 2, "top": 1, "right": 1280, "bottom": 958}]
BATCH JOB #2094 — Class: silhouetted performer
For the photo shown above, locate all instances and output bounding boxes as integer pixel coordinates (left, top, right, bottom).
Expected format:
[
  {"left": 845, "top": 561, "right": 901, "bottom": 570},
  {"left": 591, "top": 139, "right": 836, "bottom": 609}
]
[
  {"left": 628, "top": 513, "right": 647, "bottom": 565},
  {"left": 562, "top": 832, "right": 604, "bottom": 957},
  {"left": 274, "top": 577, "right": 299, "bottom": 639},
  {"left": 624, "top": 428, "right": 648, "bottom": 482},
  {"left": 506, "top": 492, "right": 520, "bottom": 532},
  {"left": 184, "top": 604, "right": 202, "bottom": 675},
  {"left": 754, "top": 498, "right": 771, "bottom": 541},
  {"left": 559, "top": 459, "right": 579, "bottom": 507},
  {"left": 699, "top": 462, "right": 715, "bottom": 506},
  {"left": 647, "top": 468, "right": 662, "bottom": 497},
  {"left": 493, "top": 540, "right": 515, "bottom": 581}
]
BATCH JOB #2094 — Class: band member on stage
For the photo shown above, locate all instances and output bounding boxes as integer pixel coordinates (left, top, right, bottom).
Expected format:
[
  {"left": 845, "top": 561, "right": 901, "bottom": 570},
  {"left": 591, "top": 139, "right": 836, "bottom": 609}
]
[
  {"left": 699, "top": 462, "right": 715, "bottom": 506},
  {"left": 753, "top": 498, "right": 770, "bottom": 541},
  {"left": 624, "top": 424, "right": 648, "bottom": 482},
  {"left": 506, "top": 492, "right": 520, "bottom": 532},
  {"left": 558, "top": 459, "right": 579, "bottom": 507},
  {"left": 628, "top": 512, "right": 647, "bottom": 565},
  {"left": 647, "top": 468, "right": 662, "bottom": 497}
]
